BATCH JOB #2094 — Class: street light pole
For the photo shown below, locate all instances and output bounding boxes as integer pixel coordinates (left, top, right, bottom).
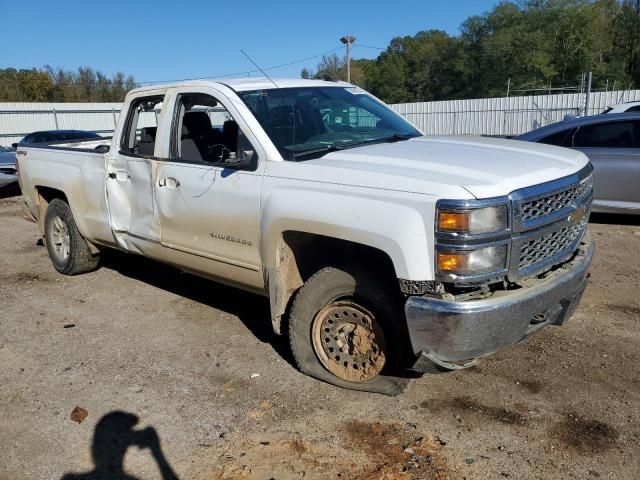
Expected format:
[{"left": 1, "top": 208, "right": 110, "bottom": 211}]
[{"left": 340, "top": 35, "right": 356, "bottom": 83}]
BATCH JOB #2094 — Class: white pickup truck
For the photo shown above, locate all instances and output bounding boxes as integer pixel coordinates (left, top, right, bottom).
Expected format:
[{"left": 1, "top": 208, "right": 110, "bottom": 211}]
[{"left": 17, "top": 78, "right": 594, "bottom": 394}]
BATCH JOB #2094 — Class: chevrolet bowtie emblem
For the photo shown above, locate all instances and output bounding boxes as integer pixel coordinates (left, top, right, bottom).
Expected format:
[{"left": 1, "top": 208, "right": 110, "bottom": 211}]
[{"left": 568, "top": 206, "right": 585, "bottom": 224}]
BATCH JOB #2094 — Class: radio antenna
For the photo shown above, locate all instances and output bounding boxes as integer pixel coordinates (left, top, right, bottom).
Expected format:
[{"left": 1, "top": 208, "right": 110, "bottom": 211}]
[{"left": 240, "top": 49, "right": 280, "bottom": 89}]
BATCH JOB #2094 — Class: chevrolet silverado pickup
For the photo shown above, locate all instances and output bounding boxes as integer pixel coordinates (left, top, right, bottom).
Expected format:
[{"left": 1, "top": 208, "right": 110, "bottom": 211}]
[{"left": 17, "top": 79, "right": 594, "bottom": 394}]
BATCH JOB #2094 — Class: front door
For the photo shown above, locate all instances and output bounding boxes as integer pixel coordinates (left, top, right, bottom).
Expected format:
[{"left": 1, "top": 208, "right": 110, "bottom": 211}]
[
  {"left": 105, "top": 94, "right": 164, "bottom": 248},
  {"left": 153, "top": 89, "right": 265, "bottom": 287}
]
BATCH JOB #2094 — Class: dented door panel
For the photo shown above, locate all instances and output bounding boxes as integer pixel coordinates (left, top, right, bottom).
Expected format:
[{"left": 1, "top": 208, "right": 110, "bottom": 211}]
[{"left": 153, "top": 161, "right": 264, "bottom": 288}]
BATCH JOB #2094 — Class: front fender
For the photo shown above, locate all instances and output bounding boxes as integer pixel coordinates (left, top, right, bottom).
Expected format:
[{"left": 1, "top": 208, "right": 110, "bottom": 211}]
[{"left": 261, "top": 185, "right": 436, "bottom": 281}]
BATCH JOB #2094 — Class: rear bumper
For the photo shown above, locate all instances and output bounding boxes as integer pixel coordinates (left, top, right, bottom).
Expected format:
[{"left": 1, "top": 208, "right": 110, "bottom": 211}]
[{"left": 405, "top": 234, "right": 594, "bottom": 372}]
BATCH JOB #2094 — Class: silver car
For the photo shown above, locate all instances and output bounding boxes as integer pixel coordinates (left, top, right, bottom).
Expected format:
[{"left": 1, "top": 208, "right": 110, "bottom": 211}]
[
  {"left": 517, "top": 113, "right": 640, "bottom": 214},
  {"left": 0, "top": 146, "right": 17, "bottom": 188}
]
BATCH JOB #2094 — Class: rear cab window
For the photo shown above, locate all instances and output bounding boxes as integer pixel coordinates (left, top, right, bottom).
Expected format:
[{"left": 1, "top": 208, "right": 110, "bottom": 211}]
[{"left": 120, "top": 95, "right": 164, "bottom": 157}]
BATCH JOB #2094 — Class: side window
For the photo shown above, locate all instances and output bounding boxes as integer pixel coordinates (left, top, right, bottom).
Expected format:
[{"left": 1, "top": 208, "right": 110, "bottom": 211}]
[
  {"left": 170, "top": 93, "right": 257, "bottom": 168},
  {"left": 626, "top": 105, "right": 640, "bottom": 112},
  {"left": 539, "top": 129, "right": 574, "bottom": 147},
  {"left": 573, "top": 121, "right": 638, "bottom": 148},
  {"left": 120, "top": 95, "right": 163, "bottom": 156}
]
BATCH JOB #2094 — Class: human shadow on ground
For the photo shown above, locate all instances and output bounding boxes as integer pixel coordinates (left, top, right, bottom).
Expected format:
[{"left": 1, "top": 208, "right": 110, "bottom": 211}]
[
  {"left": 100, "top": 250, "right": 294, "bottom": 367},
  {"left": 61, "top": 410, "right": 179, "bottom": 480}
]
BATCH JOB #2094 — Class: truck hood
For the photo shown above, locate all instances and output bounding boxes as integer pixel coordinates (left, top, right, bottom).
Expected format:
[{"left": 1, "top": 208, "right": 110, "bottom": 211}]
[{"left": 305, "top": 136, "right": 589, "bottom": 199}]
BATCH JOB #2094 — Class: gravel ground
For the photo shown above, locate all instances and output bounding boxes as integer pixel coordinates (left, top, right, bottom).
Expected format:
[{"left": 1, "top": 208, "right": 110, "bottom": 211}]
[{"left": 1, "top": 188, "right": 639, "bottom": 480}]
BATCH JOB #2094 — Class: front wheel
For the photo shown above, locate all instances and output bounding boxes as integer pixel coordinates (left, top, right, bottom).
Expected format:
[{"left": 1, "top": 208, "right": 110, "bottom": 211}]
[
  {"left": 288, "top": 265, "right": 409, "bottom": 395},
  {"left": 44, "top": 198, "right": 100, "bottom": 275}
]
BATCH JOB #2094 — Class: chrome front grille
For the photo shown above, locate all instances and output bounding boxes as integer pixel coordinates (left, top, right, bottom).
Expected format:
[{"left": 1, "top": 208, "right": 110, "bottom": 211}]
[
  {"left": 518, "top": 211, "right": 589, "bottom": 270},
  {"left": 520, "top": 176, "right": 592, "bottom": 222},
  {"left": 509, "top": 168, "right": 592, "bottom": 280}
]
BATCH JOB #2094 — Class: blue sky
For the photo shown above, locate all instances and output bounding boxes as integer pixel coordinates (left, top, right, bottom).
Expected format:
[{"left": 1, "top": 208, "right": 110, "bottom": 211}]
[{"left": 0, "top": 0, "right": 498, "bottom": 83}]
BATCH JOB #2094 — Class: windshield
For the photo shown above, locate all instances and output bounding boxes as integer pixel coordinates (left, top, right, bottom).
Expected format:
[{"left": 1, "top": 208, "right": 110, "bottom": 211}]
[{"left": 238, "top": 86, "right": 421, "bottom": 160}]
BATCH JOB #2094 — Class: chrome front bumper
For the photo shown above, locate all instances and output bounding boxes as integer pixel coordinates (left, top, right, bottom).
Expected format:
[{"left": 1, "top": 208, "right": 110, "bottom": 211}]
[{"left": 405, "top": 235, "right": 594, "bottom": 372}]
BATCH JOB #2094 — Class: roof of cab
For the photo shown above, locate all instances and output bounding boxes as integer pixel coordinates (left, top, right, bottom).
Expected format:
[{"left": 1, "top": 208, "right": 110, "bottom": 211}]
[{"left": 129, "top": 77, "right": 352, "bottom": 96}]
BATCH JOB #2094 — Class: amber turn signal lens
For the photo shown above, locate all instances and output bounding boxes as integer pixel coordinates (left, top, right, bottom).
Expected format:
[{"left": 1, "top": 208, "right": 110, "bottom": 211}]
[
  {"left": 437, "top": 252, "right": 469, "bottom": 272},
  {"left": 438, "top": 211, "right": 470, "bottom": 231}
]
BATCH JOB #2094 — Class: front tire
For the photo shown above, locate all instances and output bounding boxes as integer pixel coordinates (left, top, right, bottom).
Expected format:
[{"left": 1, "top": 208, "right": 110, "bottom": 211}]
[
  {"left": 44, "top": 198, "right": 100, "bottom": 275},
  {"left": 288, "top": 265, "right": 409, "bottom": 395}
]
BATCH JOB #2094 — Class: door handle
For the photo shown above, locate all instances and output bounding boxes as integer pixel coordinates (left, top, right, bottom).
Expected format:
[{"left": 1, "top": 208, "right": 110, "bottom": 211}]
[
  {"left": 158, "top": 177, "right": 180, "bottom": 189},
  {"left": 108, "top": 170, "right": 130, "bottom": 181}
]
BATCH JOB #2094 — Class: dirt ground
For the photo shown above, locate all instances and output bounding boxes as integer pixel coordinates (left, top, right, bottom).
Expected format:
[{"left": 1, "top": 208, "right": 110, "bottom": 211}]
[{"left": 1, "top": 187, "right": 639, "bottom": 480}]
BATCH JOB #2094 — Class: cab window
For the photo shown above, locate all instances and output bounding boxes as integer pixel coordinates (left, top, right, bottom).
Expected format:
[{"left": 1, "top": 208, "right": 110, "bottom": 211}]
[
  {"left": 120, "top": 95, "right": 163, "bottom": 156},
  {"left": 169, "top": 92, "right": 257, "bottom": 169}
]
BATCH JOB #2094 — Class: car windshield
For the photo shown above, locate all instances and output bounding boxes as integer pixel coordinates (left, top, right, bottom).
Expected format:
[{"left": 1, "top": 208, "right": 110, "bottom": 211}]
[
  {"left": 0, "top": 146, "right": 11, "bottom": 152},
  {"left": 238, "top": 86, "right": 421, "bottom": 160}
]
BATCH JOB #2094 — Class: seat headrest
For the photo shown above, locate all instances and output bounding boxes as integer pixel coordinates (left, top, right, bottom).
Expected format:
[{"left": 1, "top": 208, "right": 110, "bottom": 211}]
[
  {"left": 183, "top": 111, "right": 212, "bottom": 136},
  {"left": 140, "top": 127, "right": 157, "bottom": 143},
  {"left": 223, "top": 120, "right": 238, "bottom": 134}
]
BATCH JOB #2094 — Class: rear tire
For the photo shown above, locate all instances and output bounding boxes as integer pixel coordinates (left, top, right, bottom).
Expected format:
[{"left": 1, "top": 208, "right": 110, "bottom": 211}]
[
  {"left": 288, "top": 265, "right": 410, "bottom": 395},
  {"left": 44, "top": 198, "right": 100, "bottom": 275}
]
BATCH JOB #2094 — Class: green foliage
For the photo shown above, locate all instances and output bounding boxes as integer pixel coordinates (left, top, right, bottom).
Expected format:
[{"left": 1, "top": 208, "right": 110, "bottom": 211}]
[
  {"left": 304, "top": 0, "right": 640, "bottom": 103},
  {"left": 0, "top": 66, "right": 137, "bottom": 102}
]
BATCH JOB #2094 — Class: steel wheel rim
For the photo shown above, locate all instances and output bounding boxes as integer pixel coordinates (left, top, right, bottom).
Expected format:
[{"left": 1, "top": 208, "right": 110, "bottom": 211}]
[
  {"left": 311, "top": 300, "right": 387, "bottom": 382},
  {"left": 50, "top": 215, "right": 71, "bottom": 261}
]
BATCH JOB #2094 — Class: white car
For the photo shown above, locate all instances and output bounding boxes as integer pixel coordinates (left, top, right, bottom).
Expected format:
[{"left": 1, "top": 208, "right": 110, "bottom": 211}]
[
  {"left": 602, "top": 101, "right": 640, "bottom": 114},
  {"left": 17, "top": 78, "right": 594, "bottom": 394},
  {"left": 0, "top": 146, "right": 17, "bottom": 188}
]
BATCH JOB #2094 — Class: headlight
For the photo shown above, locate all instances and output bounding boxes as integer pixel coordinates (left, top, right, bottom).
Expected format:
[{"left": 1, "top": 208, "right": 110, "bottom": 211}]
[
  {"left": 437, "top": 245, "right": 507, "bottom": 275},
  {"left": 437, "top": 205, "right": 508, "bottom": 235}
]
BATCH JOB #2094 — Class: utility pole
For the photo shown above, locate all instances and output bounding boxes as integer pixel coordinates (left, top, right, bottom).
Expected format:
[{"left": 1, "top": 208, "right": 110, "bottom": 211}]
[
  {"left": 584, "top": 71, "right": 592, "bottom": 116},
  {"left": 340, "top": 35, "right": 356, "bottom": 83}
]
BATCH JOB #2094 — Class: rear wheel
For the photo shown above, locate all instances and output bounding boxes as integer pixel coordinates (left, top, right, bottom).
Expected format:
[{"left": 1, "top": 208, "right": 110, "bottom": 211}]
[
  {"left": 289, "top": 265, "right": 409, "bottom": 395},
  {"left": 44, "top": 199, "right": 100, "bottom": 275}
]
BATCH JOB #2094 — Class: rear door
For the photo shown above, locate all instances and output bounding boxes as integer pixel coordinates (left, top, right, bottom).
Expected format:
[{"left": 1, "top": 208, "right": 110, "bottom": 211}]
[
  {"left": 152, "top": 87, "right": 266, "bottom": 288},
  {"left": 105, "top": 92, "right": 165, "bottom": 248},
  {"left": 572, "top": 119, "right": 640, "bottom": 210}
]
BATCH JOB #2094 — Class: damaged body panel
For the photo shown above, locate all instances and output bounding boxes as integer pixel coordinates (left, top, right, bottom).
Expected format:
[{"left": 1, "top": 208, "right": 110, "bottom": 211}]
[{"left": 18, "top": 78, "right": 594, "bottom": 391}]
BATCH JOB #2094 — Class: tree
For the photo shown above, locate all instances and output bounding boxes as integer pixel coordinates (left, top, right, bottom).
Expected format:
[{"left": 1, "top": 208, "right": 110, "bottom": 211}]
[
  {"left": 302, "top": 0, "right": 638, "bottom": 103},
  {"left": 313, "top": 53, "right": 347, "bottom": 81},
  {"left": 613, "top": 0, "right": 640, "bottom": 85},
  {"left": 0, "top": 66, "right": 138, "bottom": 102}
]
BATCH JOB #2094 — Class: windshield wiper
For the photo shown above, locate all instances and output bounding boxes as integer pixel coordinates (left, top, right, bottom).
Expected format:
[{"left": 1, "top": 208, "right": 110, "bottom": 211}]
[
  {"left": 292, "top": 144, "right": 342, "bottom": 159},
  {"left": 292, "top": 134, "right": 416, "bottom": 160},
  {"left": 384, "top": 133, "right": 415, "bottom": 142}
]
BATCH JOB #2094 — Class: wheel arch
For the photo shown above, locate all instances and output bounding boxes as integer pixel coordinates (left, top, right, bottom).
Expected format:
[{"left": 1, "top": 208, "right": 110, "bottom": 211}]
[
  {"left": 35, "top": 186, "right": 99, "bottom": 255},
  {"left": 266, "top": 230, "right": 401, "bottom": 335}
]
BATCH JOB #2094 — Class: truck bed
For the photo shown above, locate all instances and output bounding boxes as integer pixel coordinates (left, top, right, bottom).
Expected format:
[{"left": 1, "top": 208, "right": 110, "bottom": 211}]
[
  {"left": 18, "top": 139, "right": 114, "bottom": 247},
  {"left": 23, "top": 136, "right": 112, "bottom": 153}
]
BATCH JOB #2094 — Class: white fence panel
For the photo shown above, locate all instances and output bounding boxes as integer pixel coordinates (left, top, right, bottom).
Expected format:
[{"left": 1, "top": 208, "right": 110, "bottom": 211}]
[
  {"left": 2, "top": 90, "right": 640, "bottom": 146},
  {"left": 0, "top": 103, "right": 122, "bottom": 145},
  {"left": 390, "top": 90, "right": 640, "bottom": 136}
]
